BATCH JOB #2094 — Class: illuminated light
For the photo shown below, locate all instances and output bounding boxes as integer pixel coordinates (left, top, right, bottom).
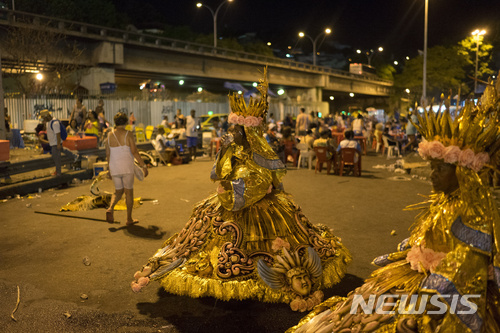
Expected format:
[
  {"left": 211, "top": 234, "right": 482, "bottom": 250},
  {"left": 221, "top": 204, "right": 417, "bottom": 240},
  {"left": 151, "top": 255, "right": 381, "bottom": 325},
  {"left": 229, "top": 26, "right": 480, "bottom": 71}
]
[
  {"left": 140, "top": 84, "right": 145, "bottom": 90},
  {"left": 252, "top": 82, "right": 258, "bottom": 87},
  {"left": 196, "top": 3, "right": 202, "bottom": 7},
  {"left": 325, "top": 28, "right": 331, "bottom": 34},
  {"left": 405, "top": 89, "right": 410, "bottom": 94},
  {"left": 36, "top": 73, "right": 43, "bottom": 81},
  {"left": 318, "top": 112, "right": 322, "bottom": 118},
  {"left": 267, "top": 42, "right": 271, "bottom": 46},
  {"left": 329, "top": 96, "right": 334, "bottom": 100},
  {"left": 237, "top": 90, "right": 242, "bottom": 94},
  {"left": 342, "top": 111, "right": 346, "bottom": 114},
  {"left": 406, "top": 56, "right": 410, "bottom": 60},
  {"left": 378, "top": 47, "right": 384, "bottom": 52},
  {"left": 208, "top": 111, "right": 213, "bottom": 116},
  {"left": 277, "top": 89, "right": 285, "bottom": 96},
  {"left": 288, "top": 46, "right": 292, "bottom": 49},
  {"left": 286, "top": 54, "right": 292, "bottom": 58},
  {"left": 356, "top": 49, "right": 361, "bottom": 54},
  {"left": 348, "top": 113, "right": 351, "bottom": 116},
  {"left": 179, "top": 80, "right": 184, "bottom": 85},
  {"left": 349, "top": 93, "right": 355, "bottom": 97},
  {"left": 198, "top": 87, "right": 203, "bottom": 92},
  {"left": 394, "top": 61, "right": 399, "bottom": 65},
  {"left": 298, "top": 32, "right": 305, "bottom": 38}
]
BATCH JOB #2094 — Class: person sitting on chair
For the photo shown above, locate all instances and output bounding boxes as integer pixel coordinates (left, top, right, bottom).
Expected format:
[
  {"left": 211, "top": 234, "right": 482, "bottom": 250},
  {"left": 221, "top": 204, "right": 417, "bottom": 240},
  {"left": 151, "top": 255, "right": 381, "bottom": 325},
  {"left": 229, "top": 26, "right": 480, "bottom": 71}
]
[
  {"left": 336, "top": 130, "right": 361, "bottom": 163},
  {"left": 313, "top": 130, "right": 336, "bottom": 160}
]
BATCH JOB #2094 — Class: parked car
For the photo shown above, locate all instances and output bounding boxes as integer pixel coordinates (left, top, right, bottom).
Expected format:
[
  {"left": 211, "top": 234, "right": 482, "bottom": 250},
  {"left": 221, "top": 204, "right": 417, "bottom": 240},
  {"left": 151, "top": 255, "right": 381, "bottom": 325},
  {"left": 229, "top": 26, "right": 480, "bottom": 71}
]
[{"left": 199, "top": 113, "right": 228, "bottom": 132}]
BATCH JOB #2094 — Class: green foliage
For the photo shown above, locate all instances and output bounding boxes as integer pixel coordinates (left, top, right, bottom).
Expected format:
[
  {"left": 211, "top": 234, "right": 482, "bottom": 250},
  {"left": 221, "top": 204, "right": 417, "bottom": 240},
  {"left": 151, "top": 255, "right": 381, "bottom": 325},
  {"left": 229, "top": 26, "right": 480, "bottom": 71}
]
[
  {"left": 457, "top": 36, "right": 494, "bottom": 79},
  {"left": 376, "top": 64, "right": 396, "bottom": 81},
  {"left": 242, "top": 42, "right": 274, "bottom": 57},
  {"left": 394, "top": 45, "right": 468, "bottom": 97}
]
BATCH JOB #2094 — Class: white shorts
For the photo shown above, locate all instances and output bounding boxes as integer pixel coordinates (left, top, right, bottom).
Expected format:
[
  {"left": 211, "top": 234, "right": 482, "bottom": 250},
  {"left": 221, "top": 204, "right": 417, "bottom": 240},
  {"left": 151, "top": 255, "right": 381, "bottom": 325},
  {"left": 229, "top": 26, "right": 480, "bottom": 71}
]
[{"left": 112, "top": 174, "right": 134, "bottom": 190}]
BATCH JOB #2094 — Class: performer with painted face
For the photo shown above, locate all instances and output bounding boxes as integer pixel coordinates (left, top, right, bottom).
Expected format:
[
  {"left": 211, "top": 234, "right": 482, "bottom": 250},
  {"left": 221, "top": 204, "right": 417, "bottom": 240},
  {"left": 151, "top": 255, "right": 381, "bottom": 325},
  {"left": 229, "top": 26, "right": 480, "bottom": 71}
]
[
  {"left": 131, "top": 69, "right": 351, "bottom": 311},
  {"left": 289, "top": 77, "right": 500, "bottom": 332}
]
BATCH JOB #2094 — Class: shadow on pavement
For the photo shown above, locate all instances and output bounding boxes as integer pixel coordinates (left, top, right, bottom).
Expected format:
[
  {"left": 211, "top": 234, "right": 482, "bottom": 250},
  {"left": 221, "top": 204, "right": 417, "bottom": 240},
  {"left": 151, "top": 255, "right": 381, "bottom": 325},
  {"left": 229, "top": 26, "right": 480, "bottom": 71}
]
[
  {"left": 136, "top": 274, "right": 364, "bottom": 333},
  {"left": 108, "top": 224, "right": 167, "bottom": 239}
]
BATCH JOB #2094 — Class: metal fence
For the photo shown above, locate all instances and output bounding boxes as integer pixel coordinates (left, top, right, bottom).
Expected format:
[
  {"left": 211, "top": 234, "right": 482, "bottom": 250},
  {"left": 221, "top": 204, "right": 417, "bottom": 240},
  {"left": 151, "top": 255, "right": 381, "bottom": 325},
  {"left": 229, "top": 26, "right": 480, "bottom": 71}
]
[{"left": 4, "top": 93, "right": 327, "bottom": 133}]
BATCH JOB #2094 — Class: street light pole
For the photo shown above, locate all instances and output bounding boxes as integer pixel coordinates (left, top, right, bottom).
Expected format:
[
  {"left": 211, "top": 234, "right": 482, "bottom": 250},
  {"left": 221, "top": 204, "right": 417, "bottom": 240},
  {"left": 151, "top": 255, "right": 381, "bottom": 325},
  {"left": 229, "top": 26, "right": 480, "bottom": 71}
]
[
  {"left": 356, "top": 47, "right": 383, "bottom": 67},
  {"left": 196, "top": 0, "right": 233, "bottom": 49},
  {"left": 298, "top": 28, "right": 331, "bottom": 66},
  {"left": 472, "top": 29, "right": 486, "bottom": 94},
  {"left": 422, "top": 0, "right": 428, "bottom": 107}
]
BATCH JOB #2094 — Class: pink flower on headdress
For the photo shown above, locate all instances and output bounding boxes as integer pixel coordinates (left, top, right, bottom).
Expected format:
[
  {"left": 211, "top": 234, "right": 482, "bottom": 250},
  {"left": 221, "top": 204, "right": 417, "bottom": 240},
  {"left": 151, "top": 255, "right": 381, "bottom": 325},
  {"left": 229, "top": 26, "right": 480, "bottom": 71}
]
[
  {"left": 228, "top": 113, "right": 238, "bottom": 124},
  {"left": 458, "top": 148, "right": 475, "bottom": 168},
  {"left": 470, "top": 152, "right": 490, "bottom": 172},
  {"left": 442, "top": 145, "right": 461, "bottom": 164},
  {"left": 427, "top": 141, "right": 445, "bottom": 159},
  {"left": 418, "top": 141, "right": 430, "bottom": 159},
  {"left": 250, "top": 116, "right": 261, "bottom": 127},
  {"left": 243, "top": 116, "right": 254, "bottom": 127},
  {"left": 237, "top": 115, "right": 246, "bottom": 125}
]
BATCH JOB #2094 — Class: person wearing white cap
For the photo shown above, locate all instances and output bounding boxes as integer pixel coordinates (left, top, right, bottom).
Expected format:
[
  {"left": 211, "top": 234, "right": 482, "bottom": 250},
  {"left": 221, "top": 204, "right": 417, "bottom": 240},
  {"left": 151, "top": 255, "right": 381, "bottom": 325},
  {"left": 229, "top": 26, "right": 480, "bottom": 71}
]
[{"left": 40, "top": 110, "right": 62, "bottom": 176}]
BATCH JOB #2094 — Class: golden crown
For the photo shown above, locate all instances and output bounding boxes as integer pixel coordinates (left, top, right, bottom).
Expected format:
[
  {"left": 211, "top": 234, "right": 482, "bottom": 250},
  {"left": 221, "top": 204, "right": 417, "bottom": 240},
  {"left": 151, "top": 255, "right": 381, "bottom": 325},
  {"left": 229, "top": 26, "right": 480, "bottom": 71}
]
[
  {"left": 412, "top": 75, "right": 500, "bottom": 172},
  {"left": 228, "top": 67, "right": 269, "bottom": 119}
]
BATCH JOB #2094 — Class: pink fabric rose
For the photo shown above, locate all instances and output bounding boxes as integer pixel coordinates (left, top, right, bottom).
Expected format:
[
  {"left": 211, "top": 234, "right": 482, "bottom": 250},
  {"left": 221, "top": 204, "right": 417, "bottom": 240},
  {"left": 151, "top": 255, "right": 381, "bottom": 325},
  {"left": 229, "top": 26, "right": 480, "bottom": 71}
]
[
  {"left": 458, "top": 148, "right": 475, "bottom": 168},
  {"left": 134, "top": 271, "right": 142, "bottom": 280},
  {"left": 406, "top": 246, "right": 446, "bottom": 273},
  {"left": 243, "top": 116, "right": 254, "bottom": 127},
  {"left": 470, "top": 152, "right": 490, "bottom": 172},
  {"left": 228, "top": 113, "right": 238, "bottom": 124},
  {"left": 427, "top": 141, "right": 445, "bottom": 159},
  {"left": 298, "top": 299, "right": 308, "bottom": 312},
  {"left": 306, "top": 298, "right": 315, "bottom": 310},
  {"left": 442, "top": 145, "right": 461, "bottom": 164},
  {"left": 313, "top": 290, "right": 324, "bottom": 302},
  {"left": 131, "top": 281, "right": 142, "bottom": 293},
  {"left": 418, "top": 141, "right": 430, "bottom": 159},
  {"left": 290, "top": 299, "right": 300, "bottom": 311},
  {"left": 271, "top": 237, "right": 291, "bottom": 251},
  {"left": 237, "top": 115, "right": 246, "bottom": 125},
  {"left": 138, "top": 277, "right": 150, "bottom": 287}
]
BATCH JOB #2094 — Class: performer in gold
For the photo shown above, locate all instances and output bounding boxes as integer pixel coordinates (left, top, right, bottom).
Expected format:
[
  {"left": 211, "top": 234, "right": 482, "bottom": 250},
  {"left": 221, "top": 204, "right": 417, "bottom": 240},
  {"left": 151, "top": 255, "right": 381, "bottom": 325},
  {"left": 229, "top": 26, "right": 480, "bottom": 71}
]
[
  {"left": 289, "top": 78, "right": 500, "bottom": 332},
  {"left": 131, "top": 69, "right": 351, "bottom": 310}
]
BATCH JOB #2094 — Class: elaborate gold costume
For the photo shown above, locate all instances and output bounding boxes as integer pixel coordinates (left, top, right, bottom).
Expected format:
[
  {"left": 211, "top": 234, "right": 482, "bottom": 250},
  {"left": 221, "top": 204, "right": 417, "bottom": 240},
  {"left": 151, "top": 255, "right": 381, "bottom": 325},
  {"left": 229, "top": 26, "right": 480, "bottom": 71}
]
[
  {"left": 131, "top": 69, "right": 351, "bottom": 309},
  {"left": 289, "top": 78, "right": 500, "bottom": 332}
]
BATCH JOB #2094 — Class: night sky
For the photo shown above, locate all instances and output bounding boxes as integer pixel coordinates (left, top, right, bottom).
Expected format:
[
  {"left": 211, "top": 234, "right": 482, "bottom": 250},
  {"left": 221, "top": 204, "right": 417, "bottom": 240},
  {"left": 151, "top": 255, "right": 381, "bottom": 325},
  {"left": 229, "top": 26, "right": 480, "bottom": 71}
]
[{"left": 137, "top": 0, "right": 500, "bottom": 60}]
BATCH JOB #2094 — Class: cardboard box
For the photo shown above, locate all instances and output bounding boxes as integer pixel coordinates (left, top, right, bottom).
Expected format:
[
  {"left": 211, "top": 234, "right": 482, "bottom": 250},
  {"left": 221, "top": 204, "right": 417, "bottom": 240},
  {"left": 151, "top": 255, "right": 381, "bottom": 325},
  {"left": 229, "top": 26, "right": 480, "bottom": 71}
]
[
  {"left": 0, "top": 140, "right": 10, "bottom": 161},
  {"left": 63, "top": 136, "right": 98, "bottom": 150},
  {"left": 93, "top": 162, "right": 108, "bottom": 177}
]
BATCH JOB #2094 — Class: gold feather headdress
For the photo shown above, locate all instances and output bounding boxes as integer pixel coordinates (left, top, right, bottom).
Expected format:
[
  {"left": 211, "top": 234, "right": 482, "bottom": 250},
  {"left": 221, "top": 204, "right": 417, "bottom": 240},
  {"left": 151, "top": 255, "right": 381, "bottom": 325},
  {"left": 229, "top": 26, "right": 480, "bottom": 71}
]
[
  {"left": 413, "top": 74, "right": 500, "bottom": 173},
  {"left": 227, "top": 67, "right": 269, "bottom": 127}
]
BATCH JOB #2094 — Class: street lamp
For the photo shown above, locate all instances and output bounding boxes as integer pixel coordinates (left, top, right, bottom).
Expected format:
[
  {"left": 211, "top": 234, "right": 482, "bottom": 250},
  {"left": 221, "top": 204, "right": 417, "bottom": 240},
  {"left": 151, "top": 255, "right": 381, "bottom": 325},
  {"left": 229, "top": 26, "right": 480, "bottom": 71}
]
[
  {"left": 298, "top": 28, "right": 331, "bottom": 66},
  {"left": 422, "top": 0, "right": 428, "bottom": 106},
  {"left": 196, "top": 0, "right": 234, "bottom": 49},
  {"left": 471, "top": 29, "right": 486, "bottom": 94},
  {"left": 356, "top": 47, "right": 383, "bottom": 66}
]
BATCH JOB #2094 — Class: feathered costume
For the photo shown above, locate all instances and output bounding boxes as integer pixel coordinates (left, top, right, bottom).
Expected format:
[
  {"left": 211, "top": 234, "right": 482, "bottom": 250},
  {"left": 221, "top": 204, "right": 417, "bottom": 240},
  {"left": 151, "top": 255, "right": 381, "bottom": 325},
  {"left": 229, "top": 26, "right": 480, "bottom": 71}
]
[
  {"left": 289, "top": 76, "right": 500, "bottom": 332},
  {"left": 131, "top": 69, "right": 351, "bottom": 310}
]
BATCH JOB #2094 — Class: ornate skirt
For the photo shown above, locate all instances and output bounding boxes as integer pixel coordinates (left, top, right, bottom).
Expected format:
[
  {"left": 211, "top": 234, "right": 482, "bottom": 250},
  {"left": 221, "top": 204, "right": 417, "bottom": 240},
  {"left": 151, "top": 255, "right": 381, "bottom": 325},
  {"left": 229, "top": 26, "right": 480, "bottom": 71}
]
[{"left": 140, "top": 191, "right": 351, "bottom": 304}]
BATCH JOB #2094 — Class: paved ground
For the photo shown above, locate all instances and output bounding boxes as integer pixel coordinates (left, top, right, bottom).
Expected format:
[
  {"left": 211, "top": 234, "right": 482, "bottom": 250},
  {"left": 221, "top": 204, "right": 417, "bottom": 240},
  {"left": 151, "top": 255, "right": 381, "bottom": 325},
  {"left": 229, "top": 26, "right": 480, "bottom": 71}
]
[{"left": 0, "top": 152, "right": 433, "bottom": 333}]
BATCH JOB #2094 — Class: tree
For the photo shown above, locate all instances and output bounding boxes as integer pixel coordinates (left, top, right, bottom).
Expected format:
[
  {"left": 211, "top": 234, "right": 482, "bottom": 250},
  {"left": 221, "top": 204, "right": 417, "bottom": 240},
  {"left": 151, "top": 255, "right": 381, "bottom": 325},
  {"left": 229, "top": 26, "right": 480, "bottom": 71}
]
[
  {"left": 0, "top": 19, "right": 84, "bottom": 94},
  {"left": 457, "top": 35, "right": 494, "bottom": 85},
  {"left": 376, "top": 64, "right": 396, "bottom": 81},
  {"left": 394, "top": 45, "right": 468, "bottom": 100}
]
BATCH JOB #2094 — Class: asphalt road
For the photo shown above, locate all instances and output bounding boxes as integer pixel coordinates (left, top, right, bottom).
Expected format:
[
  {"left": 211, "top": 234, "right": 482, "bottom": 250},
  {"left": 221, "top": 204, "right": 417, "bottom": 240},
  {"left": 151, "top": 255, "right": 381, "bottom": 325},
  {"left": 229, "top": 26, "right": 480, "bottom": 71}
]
[{"left": 0, "top": 152, "right": 432, "bottom": 333}]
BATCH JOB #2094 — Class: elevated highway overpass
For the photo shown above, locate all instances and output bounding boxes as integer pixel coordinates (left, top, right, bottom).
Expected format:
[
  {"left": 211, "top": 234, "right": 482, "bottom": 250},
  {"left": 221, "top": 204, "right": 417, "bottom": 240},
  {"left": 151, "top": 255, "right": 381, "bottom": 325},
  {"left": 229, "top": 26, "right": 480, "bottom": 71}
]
[{"left": 0, "top": 9, "right": 393, "bottom": 113}]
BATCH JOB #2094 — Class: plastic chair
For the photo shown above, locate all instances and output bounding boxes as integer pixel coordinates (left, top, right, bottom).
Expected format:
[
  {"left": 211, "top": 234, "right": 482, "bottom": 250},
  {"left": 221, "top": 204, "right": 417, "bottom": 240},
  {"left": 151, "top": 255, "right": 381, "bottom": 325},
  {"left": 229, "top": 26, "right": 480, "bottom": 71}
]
[
  {"left": 283, "top": 140, "right": 298, "bottom": 167},
  {"left": 339, "top": 148, "right": 361, "bottom": 177},
  {"left": 135, "top": 127, "right": 146, "bottom": 142},
  {"left": 296, "top": 143, "right": 314, "bottom": 169},
  {"left": 145, "top": 126, "right": 154, "bottom": 140},
  {"left": 313, "top": 147, "right": 333, "bottom": 174},
  {"left": 382, "top": 136, "right": 399, "bottom": 158}
]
